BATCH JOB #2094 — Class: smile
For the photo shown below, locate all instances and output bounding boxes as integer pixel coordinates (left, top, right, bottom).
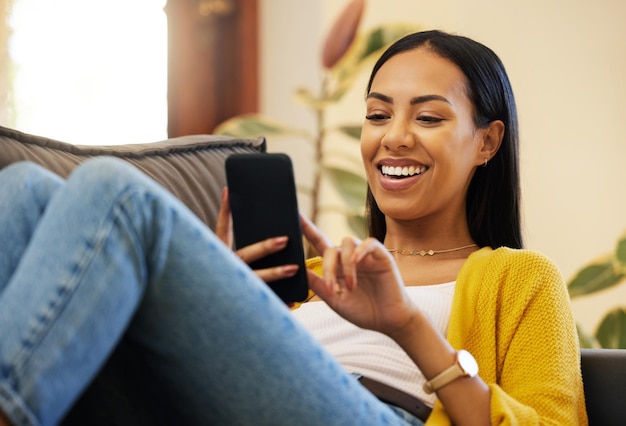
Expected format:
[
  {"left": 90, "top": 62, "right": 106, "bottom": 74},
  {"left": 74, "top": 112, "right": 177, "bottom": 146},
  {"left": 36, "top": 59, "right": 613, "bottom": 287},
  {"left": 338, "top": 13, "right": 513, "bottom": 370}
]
[{"left": 380, "top": 165, "right": 428, "bottom": 178}]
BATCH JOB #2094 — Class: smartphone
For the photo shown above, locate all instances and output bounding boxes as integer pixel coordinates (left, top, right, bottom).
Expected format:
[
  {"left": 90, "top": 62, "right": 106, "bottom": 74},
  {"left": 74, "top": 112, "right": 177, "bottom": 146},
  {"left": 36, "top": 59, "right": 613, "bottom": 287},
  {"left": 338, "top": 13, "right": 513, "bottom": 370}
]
[{"left": 225, "top": 153, "right": 308, "bottom": 303}]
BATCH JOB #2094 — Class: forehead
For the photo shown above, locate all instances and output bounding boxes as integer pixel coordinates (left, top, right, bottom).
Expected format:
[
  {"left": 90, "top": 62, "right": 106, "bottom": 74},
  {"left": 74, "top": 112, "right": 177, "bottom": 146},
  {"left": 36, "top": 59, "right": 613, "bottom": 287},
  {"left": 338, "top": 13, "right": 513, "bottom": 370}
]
[{"left": 370, "top": 48, "right": 469, "bottom": 101}]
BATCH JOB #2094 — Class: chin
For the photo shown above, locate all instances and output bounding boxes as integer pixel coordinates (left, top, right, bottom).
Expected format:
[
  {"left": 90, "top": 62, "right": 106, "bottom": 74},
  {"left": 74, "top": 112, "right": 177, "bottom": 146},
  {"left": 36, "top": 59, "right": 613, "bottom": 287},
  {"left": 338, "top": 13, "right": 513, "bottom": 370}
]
[{"left": 378, "top": 205, "right": 419, "bottom": 222}]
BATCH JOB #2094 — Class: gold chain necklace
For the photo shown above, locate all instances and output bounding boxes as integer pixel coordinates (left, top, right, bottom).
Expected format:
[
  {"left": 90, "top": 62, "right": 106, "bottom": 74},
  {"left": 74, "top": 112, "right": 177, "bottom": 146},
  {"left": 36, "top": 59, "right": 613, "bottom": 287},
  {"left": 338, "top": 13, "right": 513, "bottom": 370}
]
[{"left": 387, "top": 243, "right": 478, "bottom": 257}]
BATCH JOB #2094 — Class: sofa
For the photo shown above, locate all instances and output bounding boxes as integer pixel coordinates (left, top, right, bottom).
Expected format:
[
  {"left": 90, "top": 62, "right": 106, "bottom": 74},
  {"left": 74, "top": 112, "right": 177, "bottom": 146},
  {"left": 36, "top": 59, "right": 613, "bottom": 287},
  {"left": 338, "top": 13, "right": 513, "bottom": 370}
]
[{"left": 1, "top": 125, "right": 626, "bottom": 425}]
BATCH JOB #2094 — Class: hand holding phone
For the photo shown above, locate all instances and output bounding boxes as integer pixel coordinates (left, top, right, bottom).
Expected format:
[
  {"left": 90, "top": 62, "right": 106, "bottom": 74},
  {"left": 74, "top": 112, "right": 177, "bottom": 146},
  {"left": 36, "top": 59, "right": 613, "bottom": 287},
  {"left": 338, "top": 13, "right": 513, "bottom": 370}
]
[{"left": 225, "top": 153, "right": 308, "bottom": 303}]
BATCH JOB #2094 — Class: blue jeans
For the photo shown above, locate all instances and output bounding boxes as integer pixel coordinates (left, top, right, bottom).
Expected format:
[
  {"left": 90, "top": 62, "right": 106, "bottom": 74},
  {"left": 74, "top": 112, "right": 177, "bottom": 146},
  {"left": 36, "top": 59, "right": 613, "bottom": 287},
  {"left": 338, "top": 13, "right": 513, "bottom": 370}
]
[{"left": 0, "top": 158, "right": 417, "bottom": 426}]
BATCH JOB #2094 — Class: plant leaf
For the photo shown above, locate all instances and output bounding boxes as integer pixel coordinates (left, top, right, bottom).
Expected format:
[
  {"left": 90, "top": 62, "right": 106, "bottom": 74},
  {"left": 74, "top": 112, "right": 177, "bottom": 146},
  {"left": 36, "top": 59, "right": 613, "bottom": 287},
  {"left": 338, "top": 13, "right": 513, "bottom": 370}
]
[
  {"left": 323, "top": 166, "right": 367, "bottom": 210},
  {"left": 337, "top": 125, "right": 361, "bottom": 140},
  {"left": 320, "top": 0, "right": 365, "bottom": 69},
  {"left": 293, "top": 87, "right": 334, "bottom": 110},
  {"left": 214, "top": 114, "right": 309, "bottom": 139},
  {"left": 595, "top": 307, "right": 626, "bottom": 349},
  {"left": 326, "top": 23, "right": 420, "bottom": 102},
  {"left": 333, "top": 23, "right": 419, "bottom": 76},
  {"left": 568, "top": 258, "right": 626, "bottom": 298},
  {"left": 615, "top": 232, "right": 626, "bottom": 266}
]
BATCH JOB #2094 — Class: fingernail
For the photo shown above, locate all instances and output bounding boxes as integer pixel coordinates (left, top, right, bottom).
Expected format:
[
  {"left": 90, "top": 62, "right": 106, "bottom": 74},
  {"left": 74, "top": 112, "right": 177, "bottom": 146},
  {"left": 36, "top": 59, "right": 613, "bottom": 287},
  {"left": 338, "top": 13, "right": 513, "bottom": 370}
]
[
  {"left": 281, "top": 264, "right": 299, "bottom": 276},
  {"left": 273, "top": 236, "right": 289, "bottom": 246}
]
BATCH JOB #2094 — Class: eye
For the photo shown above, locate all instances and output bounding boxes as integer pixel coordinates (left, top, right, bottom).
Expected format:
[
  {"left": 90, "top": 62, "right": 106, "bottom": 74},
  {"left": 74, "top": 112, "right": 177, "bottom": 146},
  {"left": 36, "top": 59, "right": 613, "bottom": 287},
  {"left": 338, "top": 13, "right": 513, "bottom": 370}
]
[
  {"left": 417, "top": 115, "right": 444, "bottom": 125},
  {"left": 365, "top": 113, "right": 389, "bottom": 122}
]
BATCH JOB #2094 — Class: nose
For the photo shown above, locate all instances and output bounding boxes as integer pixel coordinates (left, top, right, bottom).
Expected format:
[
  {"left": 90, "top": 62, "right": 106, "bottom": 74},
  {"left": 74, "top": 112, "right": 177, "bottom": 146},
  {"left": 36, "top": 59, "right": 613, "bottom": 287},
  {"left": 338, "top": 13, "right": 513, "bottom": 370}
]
[{"left": 380, "top": 118, "right": 415, "bottom": 151}]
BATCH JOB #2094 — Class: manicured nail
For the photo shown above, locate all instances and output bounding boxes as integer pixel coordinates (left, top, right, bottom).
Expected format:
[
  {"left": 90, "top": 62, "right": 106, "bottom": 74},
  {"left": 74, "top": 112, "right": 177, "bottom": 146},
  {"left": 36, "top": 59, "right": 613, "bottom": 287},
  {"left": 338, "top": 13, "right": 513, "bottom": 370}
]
[
  {"left": 273, "top": 236, "right": 289, "bottom": 246},
  {"left": 281, "top": 264, "right": 299, "bottom": 276}
]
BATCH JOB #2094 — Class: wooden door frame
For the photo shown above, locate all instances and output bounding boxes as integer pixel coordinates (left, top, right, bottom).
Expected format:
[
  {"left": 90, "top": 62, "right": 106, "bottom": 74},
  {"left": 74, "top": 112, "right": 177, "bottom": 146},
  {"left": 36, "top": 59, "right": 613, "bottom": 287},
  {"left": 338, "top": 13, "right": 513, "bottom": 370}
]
[{"left": 165, "top": 0, "right": 258, "bottom": 137}]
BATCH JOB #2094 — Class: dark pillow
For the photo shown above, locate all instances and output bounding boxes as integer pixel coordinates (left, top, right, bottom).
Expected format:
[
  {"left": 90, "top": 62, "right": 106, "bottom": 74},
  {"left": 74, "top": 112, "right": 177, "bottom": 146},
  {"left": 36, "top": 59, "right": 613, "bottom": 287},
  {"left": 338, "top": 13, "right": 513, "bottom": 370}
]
[{"left": 0, "top": 125, "right": 266, "bottom": 229}]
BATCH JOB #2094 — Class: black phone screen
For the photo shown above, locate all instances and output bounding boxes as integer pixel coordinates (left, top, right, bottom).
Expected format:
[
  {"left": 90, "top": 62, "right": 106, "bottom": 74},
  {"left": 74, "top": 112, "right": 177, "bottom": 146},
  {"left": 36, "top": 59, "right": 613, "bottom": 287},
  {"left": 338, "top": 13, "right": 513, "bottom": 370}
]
[{"left": 225, "top": 153, "right": 308, "bottom": 303}]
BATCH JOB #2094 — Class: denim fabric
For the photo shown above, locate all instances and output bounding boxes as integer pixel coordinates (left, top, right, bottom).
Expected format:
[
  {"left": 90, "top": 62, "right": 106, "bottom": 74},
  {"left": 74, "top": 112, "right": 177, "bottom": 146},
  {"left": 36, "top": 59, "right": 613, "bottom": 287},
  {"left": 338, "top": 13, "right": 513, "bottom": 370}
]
[
  {"left": 0, "top": 158, "right": 410, "bottom": 426},
  {"left": 385, "top": 405, "right": 426, "bottom": 426}
]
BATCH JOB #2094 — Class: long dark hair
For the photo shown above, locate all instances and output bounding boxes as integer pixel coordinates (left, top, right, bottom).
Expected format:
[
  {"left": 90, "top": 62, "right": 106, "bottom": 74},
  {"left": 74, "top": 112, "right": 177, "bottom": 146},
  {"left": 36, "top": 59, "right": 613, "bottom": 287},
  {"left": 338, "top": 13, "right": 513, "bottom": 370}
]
[{"left": 364, "top": 30, "right": 523, "bottom": 249}]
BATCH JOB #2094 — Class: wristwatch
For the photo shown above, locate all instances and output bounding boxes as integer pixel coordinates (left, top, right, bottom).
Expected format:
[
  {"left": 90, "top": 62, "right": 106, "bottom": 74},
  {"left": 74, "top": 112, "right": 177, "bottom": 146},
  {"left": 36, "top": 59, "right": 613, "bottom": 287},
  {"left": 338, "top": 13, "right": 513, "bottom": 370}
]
[{"left": 423, "top": 349, "right": 479, "bottom": 394}]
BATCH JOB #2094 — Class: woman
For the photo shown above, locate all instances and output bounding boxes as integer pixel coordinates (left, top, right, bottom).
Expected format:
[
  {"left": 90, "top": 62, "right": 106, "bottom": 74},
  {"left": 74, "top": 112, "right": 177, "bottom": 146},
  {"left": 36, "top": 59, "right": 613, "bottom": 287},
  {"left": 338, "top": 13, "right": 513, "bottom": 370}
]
[
  {"left": 0, "top": 30, "right": 586, "bottom": 425},
  {"left": 286, "top": 30, "right": 587, "bottom": 424}
]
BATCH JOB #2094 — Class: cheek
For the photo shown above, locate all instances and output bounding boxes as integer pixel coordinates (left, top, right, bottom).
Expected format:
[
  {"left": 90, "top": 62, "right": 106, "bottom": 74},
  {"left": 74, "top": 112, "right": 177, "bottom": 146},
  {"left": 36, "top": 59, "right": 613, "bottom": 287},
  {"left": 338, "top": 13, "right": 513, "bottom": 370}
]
[
  {"left": 360, "top": 128, "right": 377, "bottom": 160},
  {"left": 359, "top": 137, "right": 380, "bottom": 184},
  {"left": 359, "top": 141, "right": 370, "bottom": 162},
  {"left": 434, "top": 138, "right": 479, "bottom": 183}
]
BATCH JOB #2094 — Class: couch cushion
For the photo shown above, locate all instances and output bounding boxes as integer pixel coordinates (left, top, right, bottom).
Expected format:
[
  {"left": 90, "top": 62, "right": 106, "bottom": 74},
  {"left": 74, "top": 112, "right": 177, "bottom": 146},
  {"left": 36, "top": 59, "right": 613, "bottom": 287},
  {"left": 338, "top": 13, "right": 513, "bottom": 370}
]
[{"left": 0, "top": 125, "right": 266, "bottom": 229}]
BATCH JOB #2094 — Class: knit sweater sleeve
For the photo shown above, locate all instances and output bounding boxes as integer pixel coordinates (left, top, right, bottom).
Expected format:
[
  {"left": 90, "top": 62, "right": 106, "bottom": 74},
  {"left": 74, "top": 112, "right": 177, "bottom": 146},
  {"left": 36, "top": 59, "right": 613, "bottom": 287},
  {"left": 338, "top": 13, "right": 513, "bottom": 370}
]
[{"left": 426, "top": 247, "right": 588, "bottom": 425}]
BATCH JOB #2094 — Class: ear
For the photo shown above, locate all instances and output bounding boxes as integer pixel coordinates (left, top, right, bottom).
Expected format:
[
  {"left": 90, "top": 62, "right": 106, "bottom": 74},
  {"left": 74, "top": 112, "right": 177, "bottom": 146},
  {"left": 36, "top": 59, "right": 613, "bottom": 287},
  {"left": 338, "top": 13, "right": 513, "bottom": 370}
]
[{"left": 475, "top": 120, "right": 504, "bottom": 166}]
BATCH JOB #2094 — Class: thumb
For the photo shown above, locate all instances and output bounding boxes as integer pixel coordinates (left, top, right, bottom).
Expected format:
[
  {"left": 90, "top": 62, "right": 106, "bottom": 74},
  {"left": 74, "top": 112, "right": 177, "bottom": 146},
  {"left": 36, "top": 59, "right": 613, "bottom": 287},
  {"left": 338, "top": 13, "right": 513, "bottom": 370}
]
[{"left": 216, "top": 187, "right": 234, "bottom": 247}]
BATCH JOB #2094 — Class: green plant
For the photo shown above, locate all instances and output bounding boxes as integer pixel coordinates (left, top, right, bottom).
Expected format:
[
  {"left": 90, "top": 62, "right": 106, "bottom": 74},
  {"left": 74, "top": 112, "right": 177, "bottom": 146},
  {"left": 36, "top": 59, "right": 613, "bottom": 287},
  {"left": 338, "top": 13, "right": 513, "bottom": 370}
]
[
  {"left": 568, "top": 232, "right": 626, "bottom": 348},
  {"left": 214, "top": 0, "right": 418, "bottom": 237}
]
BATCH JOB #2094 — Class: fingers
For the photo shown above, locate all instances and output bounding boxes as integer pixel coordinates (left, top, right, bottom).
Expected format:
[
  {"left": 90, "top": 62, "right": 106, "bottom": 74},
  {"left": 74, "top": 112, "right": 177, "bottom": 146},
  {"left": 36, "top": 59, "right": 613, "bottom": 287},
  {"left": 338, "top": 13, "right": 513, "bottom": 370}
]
[
  {"left": 215, "top": 187, "right": 233, "bottom": 247},
  {"left": 353, "top": 237, "right": 390, "bottom": 263},
  {"left": 218, "top": 188, "right": 304, "bottom": 286},
  {"left": 256, "top": 264, "right": 299, "bottom": 283},
  {"left": 322, "top": 245, "right": 340, "bottom": 293},
  {"left": 236, "top": 235, "right": 300, "bottom": 284},
  {"left": 338, "top": 237, "right": 359, "bottom": 290},
  {"left": 306, "top": 268, "right": 331, "bottom": 299},
  {"left": 321, "top": 237, "right": 391, "bottom": 292},
  {"left": 321, "top": 237, "right": 360, "bottom": 292},
  {"left": 236, "top": 235, "right": 289, "bottom": 264},
  {"left": 300, "top": 213, "right": 332, "bottom": 256}
]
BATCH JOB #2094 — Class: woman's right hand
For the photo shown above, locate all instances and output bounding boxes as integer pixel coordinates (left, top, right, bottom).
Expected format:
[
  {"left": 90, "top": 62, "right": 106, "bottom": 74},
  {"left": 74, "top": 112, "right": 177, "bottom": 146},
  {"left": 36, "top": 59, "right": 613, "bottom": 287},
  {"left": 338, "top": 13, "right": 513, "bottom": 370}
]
[{"left": 215, "top": 188, "right": 300, "bottom": 283}]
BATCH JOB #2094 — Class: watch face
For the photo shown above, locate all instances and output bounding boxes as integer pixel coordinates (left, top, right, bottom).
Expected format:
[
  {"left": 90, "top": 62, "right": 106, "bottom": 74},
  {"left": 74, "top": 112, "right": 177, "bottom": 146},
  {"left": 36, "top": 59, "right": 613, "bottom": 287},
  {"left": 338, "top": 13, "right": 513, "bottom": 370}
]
[{"left": 458, "top": 349, "right": 479, "bottom": 376}]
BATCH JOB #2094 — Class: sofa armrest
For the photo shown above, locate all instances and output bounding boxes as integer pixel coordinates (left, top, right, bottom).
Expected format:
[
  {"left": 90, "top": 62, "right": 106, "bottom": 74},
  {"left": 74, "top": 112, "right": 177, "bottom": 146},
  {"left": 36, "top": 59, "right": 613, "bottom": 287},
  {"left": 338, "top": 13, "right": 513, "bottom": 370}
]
[{"left": 581, "top": 348, "right": 626, "bottom": 425}]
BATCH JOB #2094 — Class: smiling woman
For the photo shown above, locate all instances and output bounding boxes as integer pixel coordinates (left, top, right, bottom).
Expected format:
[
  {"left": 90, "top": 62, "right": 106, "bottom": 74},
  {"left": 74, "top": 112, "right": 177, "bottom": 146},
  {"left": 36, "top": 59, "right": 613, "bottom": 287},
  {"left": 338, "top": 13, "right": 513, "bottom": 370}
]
[{"left": 4, "top": 0, "right": 167, "bottom": 145}]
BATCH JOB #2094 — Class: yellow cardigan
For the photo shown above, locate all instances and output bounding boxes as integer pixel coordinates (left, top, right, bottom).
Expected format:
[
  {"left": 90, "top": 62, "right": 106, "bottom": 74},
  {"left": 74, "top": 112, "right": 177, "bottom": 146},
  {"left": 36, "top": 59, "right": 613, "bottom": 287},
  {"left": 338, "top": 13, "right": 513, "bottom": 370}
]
[{"left": 304, "top": 247, "right": 588, "bottom": 425}]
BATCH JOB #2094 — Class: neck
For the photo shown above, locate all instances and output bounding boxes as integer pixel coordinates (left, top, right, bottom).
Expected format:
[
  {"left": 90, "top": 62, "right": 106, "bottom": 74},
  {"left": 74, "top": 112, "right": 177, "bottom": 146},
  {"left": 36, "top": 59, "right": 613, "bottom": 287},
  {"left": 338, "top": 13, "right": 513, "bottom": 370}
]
[{"left": 383, "top": 218, "right": 474, "bottom": 254}]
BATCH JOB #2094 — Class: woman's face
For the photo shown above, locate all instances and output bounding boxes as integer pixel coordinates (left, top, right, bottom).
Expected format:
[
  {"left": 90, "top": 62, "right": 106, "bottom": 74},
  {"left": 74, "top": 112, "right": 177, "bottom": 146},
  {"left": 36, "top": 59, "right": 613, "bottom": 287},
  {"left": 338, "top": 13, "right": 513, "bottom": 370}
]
[{"left": 361, "top": 48, "right": 487, "bottom": 223}]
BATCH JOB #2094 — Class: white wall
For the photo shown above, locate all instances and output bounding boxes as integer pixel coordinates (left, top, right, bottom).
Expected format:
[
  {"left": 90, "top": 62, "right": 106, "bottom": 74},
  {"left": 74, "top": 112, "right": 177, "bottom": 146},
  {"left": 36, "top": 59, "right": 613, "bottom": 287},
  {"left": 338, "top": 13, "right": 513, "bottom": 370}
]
[{"left": 260, "top": 0, "right": 626, "bottom": 336}]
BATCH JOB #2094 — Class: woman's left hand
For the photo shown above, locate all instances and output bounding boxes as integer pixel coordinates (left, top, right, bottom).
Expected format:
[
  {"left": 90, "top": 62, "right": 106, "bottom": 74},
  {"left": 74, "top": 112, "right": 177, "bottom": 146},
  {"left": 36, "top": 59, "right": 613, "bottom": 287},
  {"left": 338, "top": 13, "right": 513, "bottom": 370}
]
[{"left": 301, "top": 216, "right": 418, "bottom": 335}]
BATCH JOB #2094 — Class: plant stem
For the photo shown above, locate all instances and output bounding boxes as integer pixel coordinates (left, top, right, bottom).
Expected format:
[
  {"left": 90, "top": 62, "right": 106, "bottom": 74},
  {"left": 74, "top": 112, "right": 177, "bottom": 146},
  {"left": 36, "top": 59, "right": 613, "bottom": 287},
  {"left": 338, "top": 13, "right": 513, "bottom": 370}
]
[{"left": 310, "top": 74, "right": 329, "bottom": 227}]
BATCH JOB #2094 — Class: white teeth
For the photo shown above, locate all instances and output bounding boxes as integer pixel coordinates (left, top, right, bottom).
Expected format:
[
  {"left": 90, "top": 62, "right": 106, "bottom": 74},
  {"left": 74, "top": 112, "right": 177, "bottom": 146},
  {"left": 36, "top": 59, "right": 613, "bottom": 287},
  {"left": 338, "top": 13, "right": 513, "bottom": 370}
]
[{"left": 381, "top": 165, "right": 426, "bottom": 177}]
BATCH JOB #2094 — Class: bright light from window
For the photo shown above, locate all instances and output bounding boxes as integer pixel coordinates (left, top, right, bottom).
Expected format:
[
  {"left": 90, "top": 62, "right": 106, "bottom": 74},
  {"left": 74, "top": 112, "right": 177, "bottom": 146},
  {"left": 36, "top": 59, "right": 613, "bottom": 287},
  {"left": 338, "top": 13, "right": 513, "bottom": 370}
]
[{"left": 8, "top": 0, "right": 167, "bottom": 145}]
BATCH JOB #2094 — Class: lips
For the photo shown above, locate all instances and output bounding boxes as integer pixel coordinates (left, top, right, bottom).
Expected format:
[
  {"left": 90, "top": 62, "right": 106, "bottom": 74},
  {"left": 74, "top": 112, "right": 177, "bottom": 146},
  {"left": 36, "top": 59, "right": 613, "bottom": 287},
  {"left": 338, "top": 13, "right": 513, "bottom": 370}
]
[{"left": 377, "top": 160, "right": 429, "bottom": 191}]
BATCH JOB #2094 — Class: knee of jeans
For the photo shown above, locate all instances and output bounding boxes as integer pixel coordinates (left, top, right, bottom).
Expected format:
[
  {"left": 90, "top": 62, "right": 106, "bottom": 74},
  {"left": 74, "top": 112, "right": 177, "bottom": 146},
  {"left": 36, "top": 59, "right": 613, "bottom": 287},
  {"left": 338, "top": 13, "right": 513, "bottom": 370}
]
[
  {"left": 2, "top": 161, "right": 51, "bottom": 180},
  {"left": 0, "top": 161, "right": 62, "bottom": 190},
  {"left": 69, "top": 157, "right": 149, "bottom": 192}
]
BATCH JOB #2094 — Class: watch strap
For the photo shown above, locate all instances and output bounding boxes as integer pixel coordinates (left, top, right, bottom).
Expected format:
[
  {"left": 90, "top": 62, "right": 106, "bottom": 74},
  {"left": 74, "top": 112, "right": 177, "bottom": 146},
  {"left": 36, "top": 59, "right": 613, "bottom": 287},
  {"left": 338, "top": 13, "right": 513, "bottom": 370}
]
[{"left": 423, "top": 350, "right": 478, "bottom": 394}]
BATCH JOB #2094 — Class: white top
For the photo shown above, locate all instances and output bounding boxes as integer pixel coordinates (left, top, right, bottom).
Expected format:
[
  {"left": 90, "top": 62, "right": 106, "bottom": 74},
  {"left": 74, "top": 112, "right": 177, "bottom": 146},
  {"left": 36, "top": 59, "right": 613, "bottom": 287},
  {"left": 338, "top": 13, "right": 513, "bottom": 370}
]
[{"left": 291, "top": 281, "right": 456, "bottom": 407}]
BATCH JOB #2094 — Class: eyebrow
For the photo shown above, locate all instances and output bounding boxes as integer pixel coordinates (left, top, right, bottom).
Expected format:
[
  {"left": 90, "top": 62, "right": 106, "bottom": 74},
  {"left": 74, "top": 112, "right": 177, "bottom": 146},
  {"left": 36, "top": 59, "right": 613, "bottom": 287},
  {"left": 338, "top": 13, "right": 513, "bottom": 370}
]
[{"left": 366, "top": 92, "right": 451, "bottom": 105}]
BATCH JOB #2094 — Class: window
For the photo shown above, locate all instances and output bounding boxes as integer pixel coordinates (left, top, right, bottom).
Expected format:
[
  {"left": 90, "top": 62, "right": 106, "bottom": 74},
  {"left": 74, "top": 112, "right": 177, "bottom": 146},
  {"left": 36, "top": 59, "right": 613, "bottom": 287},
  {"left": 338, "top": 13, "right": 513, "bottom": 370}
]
[{"left": 6, "top": 0, "right": 167, "bottom": 145}]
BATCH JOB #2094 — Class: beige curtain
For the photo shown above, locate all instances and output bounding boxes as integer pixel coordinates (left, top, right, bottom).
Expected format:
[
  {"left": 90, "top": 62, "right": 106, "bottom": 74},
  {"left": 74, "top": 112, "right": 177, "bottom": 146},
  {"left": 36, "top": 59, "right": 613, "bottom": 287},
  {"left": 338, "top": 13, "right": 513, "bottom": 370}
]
[{"left": 0, "top": 0, "right": 12, "bottom": 126}]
